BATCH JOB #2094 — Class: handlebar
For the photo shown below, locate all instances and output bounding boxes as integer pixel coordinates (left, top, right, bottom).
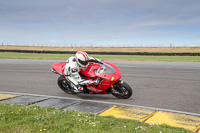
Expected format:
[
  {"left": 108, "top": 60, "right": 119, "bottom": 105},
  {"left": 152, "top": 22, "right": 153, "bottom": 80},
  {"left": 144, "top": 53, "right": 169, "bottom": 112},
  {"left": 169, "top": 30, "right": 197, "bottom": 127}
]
[{"left": 95, "top": 63, "right": 106, "bottom": 74}]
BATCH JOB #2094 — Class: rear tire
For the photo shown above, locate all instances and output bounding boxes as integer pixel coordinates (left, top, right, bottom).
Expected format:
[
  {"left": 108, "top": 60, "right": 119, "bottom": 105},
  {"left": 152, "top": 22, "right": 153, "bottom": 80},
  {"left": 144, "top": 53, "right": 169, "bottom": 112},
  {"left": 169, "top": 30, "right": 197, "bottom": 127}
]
[
  {"left": 111, "top": 81, "right": 132, "bottom": 99},
  {"left": 57, "top": 75, "right": 75, "bottom": 94}
]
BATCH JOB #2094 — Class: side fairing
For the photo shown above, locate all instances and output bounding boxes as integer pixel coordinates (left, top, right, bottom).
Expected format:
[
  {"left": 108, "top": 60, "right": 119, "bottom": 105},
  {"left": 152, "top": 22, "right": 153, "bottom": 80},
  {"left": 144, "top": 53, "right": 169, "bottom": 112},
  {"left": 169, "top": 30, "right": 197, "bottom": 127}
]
[{"left": 80, "top": 62, "right": 121, "bottom": 92}]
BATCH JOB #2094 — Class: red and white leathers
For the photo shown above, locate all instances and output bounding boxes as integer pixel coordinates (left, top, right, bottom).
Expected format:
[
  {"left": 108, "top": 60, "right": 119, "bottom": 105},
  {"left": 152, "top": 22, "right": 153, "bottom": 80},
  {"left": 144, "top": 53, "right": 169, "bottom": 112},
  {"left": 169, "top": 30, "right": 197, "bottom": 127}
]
[{"left": 64, "top": 56, "right": 102, "bottom": 92}]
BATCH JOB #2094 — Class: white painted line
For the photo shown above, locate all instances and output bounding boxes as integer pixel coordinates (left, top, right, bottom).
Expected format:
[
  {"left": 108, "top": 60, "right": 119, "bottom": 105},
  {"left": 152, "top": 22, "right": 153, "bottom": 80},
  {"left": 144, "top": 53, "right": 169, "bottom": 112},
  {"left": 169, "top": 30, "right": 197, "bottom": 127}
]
[{"left": 0, "top": 91, "right": 200, "bottom": 117}]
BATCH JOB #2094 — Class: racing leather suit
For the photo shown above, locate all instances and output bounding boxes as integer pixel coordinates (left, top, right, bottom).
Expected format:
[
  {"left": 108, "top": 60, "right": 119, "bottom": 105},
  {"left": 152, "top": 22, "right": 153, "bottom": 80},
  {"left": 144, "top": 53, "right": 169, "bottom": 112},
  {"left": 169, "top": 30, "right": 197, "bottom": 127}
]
[{"left": 64, "top": 56, "right": 102, "bottom": 92}]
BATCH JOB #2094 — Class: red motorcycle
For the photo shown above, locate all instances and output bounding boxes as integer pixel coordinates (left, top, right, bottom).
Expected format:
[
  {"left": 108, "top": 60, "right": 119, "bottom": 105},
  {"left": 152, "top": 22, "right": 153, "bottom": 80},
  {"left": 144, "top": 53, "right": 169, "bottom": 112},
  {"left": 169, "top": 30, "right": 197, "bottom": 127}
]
[{"left": 51, "top": 61, "right": 132, "bottom": 99}]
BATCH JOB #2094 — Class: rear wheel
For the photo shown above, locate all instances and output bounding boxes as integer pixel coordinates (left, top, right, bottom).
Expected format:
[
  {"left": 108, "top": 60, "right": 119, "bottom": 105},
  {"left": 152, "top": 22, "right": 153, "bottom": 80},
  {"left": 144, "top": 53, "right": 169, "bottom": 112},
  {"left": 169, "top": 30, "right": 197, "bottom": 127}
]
[
  {"left": 57, "top": 75, "right": 75, "bottom": 94},
  {"left": 111, "top": 81, "right": 132, "bottom": 99}
]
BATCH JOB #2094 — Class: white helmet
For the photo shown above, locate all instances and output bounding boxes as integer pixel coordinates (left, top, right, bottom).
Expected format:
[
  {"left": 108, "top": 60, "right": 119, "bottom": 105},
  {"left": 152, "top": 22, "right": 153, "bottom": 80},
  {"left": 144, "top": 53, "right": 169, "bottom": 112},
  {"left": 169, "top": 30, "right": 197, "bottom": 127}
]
[{"left": 75, "top": 51, "right": 89, "bottom": 67}]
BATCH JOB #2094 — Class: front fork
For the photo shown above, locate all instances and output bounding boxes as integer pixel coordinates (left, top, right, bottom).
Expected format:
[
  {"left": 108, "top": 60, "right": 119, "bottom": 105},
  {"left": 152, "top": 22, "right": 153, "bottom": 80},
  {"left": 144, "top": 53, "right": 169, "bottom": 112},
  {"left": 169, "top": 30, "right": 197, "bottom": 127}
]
[{"left": 110, "top": 80, "right": 124, "bottom": 94}]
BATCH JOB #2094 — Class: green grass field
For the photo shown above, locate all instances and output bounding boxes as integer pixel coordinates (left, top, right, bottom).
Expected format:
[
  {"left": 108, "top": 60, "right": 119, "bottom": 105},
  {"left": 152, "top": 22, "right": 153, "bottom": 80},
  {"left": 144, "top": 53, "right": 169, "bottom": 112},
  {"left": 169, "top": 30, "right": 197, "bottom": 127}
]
[
  {"left": 0, "top": 103, "right": 192, "bottom": 133},
  {"left": 1, "top": 52, "right": 200, "bottom": 62}
]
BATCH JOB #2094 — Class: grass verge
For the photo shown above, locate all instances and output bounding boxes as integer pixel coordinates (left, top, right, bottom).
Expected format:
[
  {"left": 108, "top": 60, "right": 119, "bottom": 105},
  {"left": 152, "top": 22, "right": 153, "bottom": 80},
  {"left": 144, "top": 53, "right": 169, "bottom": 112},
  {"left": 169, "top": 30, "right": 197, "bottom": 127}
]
[
  {"left": 1, "top": 45, "right": 200, "bottom": 53},
  {"left": 1, "top": 52, "right": 200, "bottom": 62},
  {"left": 0, "top": 103, "right": 192, "bottom": 133}
]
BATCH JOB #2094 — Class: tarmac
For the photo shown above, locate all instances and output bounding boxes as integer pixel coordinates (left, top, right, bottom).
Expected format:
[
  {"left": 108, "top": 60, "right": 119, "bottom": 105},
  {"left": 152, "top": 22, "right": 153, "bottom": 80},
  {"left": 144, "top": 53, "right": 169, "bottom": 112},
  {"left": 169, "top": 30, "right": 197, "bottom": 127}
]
[{"left": 0, "top": 92, "right": 200, "bottom": 132}]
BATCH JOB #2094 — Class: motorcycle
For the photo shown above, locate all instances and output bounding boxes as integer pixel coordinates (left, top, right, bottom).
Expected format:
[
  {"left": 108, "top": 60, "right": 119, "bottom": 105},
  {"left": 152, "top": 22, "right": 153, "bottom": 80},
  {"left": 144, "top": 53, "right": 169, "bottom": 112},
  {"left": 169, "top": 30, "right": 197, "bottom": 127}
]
[{"left": 51, "top": 61, "right": 132, "bottom": 99}]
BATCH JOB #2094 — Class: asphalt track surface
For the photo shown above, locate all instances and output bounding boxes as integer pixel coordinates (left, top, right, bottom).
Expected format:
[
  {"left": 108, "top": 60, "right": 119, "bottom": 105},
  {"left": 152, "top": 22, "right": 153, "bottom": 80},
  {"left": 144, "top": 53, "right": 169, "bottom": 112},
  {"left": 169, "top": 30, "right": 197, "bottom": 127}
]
[{"left": 0, "top": 59, "right": 200, "bottom": 114}]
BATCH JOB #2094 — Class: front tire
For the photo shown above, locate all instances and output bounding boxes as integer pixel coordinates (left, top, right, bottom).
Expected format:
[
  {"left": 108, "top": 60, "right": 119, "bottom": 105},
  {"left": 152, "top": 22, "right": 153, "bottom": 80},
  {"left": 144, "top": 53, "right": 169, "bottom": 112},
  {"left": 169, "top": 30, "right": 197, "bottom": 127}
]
[
  {"left": 57, "top": 75, "right": 75, "bottom": 94},
  {"left": 111, "top": 81, "right": 132, "bottom": 99}
]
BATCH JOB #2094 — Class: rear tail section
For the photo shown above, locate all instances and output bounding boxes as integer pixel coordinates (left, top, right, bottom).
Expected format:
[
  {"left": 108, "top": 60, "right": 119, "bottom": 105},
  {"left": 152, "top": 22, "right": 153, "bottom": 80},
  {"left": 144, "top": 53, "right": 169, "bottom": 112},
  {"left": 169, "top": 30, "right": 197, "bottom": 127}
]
[{"left": 51, "top": 62, "right": 66, "bottom": 75}]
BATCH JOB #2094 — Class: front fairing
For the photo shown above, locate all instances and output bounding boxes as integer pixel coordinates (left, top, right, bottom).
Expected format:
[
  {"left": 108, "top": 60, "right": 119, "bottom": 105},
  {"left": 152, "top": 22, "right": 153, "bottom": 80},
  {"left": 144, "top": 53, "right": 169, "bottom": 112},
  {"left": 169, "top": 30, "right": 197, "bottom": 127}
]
[{"left": 102, "top": 61, "right": 121, "bottom": 84}]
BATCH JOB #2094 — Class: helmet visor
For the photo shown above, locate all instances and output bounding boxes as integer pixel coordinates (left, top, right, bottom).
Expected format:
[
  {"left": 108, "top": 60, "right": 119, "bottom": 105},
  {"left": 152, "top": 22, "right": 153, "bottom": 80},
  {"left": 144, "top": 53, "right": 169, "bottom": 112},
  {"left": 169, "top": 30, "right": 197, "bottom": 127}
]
[{"left": 78, "top": 59, "right": 89, "bottom": 66}]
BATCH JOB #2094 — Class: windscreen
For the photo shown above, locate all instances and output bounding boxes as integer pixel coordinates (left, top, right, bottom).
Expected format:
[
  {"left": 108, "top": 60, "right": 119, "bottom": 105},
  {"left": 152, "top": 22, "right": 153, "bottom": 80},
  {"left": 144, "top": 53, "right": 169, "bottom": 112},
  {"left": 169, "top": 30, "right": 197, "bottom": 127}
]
[{"left": 101, "top": 63, "right": 116, "bottom": 74}]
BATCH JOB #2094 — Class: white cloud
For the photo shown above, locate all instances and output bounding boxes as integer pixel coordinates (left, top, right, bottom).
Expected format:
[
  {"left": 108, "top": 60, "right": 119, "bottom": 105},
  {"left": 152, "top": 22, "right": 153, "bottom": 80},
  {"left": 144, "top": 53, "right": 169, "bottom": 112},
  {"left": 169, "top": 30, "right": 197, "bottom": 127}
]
[{"left": 0, "top": 0, "right": 200, "bottom": 46}]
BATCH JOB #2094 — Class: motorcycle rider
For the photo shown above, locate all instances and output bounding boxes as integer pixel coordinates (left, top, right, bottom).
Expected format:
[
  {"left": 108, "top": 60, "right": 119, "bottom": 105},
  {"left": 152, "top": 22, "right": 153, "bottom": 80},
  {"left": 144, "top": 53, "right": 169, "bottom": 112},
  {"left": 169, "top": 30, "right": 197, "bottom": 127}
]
[{"left": 64, "top": 51, "right": 102, "bottom": 93}]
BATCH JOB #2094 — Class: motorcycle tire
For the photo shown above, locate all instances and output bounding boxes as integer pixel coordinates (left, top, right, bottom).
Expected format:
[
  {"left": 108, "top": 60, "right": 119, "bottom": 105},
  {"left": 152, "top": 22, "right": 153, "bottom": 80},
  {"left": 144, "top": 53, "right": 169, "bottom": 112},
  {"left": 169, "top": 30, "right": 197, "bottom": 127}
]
[
  {"left": 57, "top": 75, "right": 75, "bottom": 94},
  {"left": 111, "top": 81, "right": 132, "bottom": 99}
]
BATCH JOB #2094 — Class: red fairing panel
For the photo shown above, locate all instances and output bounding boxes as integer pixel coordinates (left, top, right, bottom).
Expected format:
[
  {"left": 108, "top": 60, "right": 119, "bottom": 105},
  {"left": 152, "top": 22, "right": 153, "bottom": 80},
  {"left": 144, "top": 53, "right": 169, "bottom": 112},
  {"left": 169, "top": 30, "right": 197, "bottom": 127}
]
[
  {"left": 51, "top": 62, "right": 66, "bottom": 75},
  {"left": 79, "top": 64, "right": 101, "bottom": 79}
]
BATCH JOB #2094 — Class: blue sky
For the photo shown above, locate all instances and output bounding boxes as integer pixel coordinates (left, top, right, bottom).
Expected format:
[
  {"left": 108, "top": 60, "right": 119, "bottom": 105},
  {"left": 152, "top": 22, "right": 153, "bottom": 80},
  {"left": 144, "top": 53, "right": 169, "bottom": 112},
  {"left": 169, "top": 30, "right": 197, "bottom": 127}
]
[{"left": 0, "top": 0, "right": 200, "bottom": 47}]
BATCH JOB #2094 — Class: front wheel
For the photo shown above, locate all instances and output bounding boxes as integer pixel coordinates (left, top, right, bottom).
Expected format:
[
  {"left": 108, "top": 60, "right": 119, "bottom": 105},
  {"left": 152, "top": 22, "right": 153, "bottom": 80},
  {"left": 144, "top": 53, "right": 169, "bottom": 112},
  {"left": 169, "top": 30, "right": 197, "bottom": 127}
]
[{"left": 111, "top": 81, "right": 132, "bottom": 99}]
